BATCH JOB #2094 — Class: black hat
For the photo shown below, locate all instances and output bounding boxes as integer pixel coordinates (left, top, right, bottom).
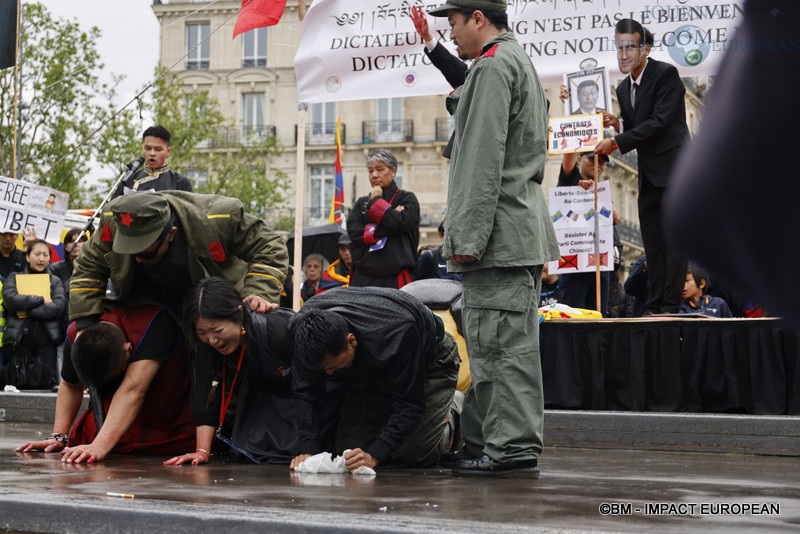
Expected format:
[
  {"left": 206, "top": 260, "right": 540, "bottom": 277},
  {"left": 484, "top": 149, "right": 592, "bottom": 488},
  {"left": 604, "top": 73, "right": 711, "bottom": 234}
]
[{"left": 578, "top": 151, "right": 610, "bottom": 162}]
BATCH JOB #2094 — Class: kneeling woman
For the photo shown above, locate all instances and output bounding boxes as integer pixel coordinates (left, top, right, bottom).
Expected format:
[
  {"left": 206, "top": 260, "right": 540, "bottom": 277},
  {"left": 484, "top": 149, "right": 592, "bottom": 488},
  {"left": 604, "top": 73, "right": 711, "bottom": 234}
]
[{"left": 165, "top": 278, "right": 298, "bottom": 465}]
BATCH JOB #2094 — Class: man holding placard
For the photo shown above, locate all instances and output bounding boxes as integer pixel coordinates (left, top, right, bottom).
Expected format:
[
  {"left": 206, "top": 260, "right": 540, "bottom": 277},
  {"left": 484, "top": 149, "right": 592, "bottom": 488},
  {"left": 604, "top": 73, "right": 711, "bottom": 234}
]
[{"left": 595, "top": 19, "right": 689, "bottom": 315}]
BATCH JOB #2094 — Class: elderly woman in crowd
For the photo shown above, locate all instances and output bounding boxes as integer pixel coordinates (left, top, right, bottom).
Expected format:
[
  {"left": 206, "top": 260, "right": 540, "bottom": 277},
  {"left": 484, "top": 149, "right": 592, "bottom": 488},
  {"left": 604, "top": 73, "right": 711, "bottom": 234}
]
[
  {"left": 347, "top": 149, "right": 420, "bottom": 288},
  {"left": 300, "top": 253, "right": 327, "bottom": 304}
]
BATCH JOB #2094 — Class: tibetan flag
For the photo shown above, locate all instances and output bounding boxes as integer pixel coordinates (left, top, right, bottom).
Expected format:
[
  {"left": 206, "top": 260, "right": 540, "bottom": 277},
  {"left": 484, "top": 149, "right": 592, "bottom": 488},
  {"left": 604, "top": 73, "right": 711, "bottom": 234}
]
[
  {"left": 233, "top": 0, "right": 288, "bottom": 38},
  {"left": 0, "top": 0, "right": 17, "bottom": 70},
  {"left": 588, "top": 253, "right": 608, "bottom": 267},
  {"left": 328, "top": 116, "right": 345, "bottom": 225},
  {"left": 551, "top": 210, "right": 563, "bottom": 223},
  {"left": 559, "top": 255, "right": 578, "bottom": 270}
]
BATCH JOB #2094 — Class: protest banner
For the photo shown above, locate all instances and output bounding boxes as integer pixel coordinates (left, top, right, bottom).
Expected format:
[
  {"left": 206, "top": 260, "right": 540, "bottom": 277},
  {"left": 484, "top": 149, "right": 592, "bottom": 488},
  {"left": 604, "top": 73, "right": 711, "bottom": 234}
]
[
  {"left": 548, "top": 113, "right": 604, "bottom": 155},
  {"left": 549, "top": 181, "right": 614, "bottom": 275},
  {"left": 295, "top": 0, "right": 744, "bottom": 104},
  {"left": 0, "top": 176, "right": 68, "bottom": 244}
]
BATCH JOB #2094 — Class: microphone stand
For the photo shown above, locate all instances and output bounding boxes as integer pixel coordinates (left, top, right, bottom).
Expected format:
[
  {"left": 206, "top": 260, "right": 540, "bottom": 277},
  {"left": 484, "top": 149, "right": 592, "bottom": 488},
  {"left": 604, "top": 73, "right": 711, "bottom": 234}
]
[{"left": 67, "top": 156, "right": 145, "bottom": 253}]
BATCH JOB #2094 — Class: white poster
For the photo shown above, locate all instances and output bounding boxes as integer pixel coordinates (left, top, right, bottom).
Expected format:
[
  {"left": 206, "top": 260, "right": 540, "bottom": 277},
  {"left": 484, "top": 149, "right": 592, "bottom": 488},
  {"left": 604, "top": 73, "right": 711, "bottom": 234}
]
[
  {"left": 548, "top": 113, "right": 604, "bottom": 154},
  {"left": 0, "top": 176, "right": 69, "bottom": 244},
  {"left": 295, "top": 0, "right": 744, "bottom": 104},
  {"left": 549, "top": 181, "right": 613, "bottom": 274}
]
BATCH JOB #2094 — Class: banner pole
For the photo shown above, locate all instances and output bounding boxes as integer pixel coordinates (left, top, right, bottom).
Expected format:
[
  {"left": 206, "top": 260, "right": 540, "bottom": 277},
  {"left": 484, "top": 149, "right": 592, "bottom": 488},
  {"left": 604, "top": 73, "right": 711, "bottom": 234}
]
[
  {"left": 11, "top": 0, "right": 21, "bottom": 179},
  {"left": 292, "top": 3, "right": 307, "bottom": 311},
  {"left": 594, "top": 155, "right": 601, "bottom": 314}
]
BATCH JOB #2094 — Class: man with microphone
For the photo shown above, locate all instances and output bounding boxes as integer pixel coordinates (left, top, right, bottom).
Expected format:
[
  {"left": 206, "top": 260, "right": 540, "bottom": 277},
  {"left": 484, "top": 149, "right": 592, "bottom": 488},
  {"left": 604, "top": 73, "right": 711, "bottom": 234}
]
[{"left": 112, "top": 125, "right": 193, "bottom": 198}]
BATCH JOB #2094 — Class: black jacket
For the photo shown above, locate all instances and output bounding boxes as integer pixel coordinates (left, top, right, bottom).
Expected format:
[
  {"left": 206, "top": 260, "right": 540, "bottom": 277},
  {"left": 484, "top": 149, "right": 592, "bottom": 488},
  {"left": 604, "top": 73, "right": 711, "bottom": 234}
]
[
  {"left": 190, "top": 308, "right": 298, "bottom": 463},
  {"left": 293, "top": 287, "right": 437, "bottom": 463},
  {"left": 2, "top": 268, "right": 67, "bottom": 345},
  {"left": 615, "top": 58, "right": 690, "bottom": 188},
  {"left": 347, "top": 182, "right": 420, "bottom": 280},
  {"left": 112, "top": 168, "right": 193, "bottom": 198}
]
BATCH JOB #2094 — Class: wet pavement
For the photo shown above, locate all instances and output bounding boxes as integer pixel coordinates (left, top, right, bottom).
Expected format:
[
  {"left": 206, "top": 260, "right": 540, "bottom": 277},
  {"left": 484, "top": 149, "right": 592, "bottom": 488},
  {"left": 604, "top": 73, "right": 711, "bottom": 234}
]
[{"left": 2, "top": 422, "right": 799, "bottom": 533}]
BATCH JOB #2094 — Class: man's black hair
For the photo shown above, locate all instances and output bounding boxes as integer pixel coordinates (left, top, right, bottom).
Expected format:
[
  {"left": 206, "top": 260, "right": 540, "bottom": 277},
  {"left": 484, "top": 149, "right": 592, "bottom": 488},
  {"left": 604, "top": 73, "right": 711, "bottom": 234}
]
[
  {"left": 71, "top": 322, "right": 127, "bottom": 387},
  {"left": 614, "top": 18, "right": 645, "bottom": 46},
  {"left": 292, "top": 308, "right": 350, "bottom": 371},
  {"left": 143, "top": 125, "right": 171, "bottom": 145},
  {"left": 454, "top": 8, "right": 509, "bottom": 32}
]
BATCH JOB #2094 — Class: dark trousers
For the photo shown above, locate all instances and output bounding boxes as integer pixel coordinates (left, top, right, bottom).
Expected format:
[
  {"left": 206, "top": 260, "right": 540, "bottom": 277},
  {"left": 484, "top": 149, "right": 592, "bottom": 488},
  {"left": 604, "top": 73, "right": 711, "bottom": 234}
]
[
  {"left": 638, "top": 178, "right": 686, "bottom": 314},
  {"left": 560, "top": 271, "right": 611, "bottom": 316}
]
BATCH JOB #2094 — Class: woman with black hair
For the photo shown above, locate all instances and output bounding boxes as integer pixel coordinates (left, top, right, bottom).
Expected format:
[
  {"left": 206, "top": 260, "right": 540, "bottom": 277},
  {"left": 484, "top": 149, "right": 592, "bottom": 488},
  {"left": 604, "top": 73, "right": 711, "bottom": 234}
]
[
  {"left": 2, "top": 239, "right": 66, "bottom": 389},
  {"left": 164, "top": 277, "right": 298, "bottom": 465}
]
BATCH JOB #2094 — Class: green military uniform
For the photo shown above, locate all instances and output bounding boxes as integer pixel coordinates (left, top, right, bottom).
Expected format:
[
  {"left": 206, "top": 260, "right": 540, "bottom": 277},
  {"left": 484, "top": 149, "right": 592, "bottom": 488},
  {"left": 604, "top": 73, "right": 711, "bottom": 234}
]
[
  {"left": 442, "top": 32, "right": 559, "bottom": 463},
  {"left": 70, "top": 191, "right": 288, "bottom": 323}
]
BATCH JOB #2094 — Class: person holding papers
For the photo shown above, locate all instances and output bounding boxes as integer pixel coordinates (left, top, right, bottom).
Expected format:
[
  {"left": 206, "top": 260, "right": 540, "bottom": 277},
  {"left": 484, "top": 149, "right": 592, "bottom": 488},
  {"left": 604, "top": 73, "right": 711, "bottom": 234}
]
[{"left": 2, "top": 239, "right": 66, "bottom": 389}]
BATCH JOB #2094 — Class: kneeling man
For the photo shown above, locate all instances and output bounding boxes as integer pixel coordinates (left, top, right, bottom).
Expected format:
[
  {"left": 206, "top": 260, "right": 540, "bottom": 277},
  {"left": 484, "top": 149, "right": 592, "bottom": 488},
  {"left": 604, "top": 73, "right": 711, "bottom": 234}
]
[
  {"left": 290, "top": 287, "right": 461, "bottom": 472},
  {"left": 17, "top": 306, "right": 195, "bottom": 463}
]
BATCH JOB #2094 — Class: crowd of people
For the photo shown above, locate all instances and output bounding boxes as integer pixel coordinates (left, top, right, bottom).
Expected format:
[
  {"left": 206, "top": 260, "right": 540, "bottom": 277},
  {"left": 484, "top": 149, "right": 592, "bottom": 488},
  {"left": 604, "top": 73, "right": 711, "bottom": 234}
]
[{"left": 4, "top": 0, "right": 773, "bottom": 480}]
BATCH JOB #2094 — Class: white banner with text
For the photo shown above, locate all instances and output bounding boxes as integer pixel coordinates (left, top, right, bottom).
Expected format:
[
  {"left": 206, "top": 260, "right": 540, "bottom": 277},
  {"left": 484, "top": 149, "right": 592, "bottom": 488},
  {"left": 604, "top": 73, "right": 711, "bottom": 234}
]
[{"left": 295, "top": 0, "right": 744, "bottom": 103}]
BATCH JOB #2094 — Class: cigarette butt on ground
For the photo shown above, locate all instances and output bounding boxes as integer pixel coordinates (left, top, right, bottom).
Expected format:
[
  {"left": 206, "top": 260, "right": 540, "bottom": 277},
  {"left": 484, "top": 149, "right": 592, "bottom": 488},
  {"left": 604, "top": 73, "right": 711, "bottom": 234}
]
[{"left": 106, "top": 492, "right": 134, "bottom": 499}]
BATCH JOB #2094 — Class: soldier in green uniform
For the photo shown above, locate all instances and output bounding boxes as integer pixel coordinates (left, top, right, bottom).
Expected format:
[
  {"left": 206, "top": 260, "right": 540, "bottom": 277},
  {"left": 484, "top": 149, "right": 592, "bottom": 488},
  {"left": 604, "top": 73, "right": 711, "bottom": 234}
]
[
  {"left": 429, "top": 0, "right": 558, "bottom": 476},
  {"left": 69, "top": 191, "right": 288, "bottom": 329}
]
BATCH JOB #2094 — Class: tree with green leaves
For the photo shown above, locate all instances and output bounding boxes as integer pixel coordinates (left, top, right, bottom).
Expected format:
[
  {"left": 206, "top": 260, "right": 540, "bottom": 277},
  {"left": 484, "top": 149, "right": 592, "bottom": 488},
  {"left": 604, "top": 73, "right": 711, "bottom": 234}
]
[
  {"left": 99, "top": 67, "right": 290, "bottom": 228},
  {"left": 0, "top": 2, "right": 120, "bottom": 205}
]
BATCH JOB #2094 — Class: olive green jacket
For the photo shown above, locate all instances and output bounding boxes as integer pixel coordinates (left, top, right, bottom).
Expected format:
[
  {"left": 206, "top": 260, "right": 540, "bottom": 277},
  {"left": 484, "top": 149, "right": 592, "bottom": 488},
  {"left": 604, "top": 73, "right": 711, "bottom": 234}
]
[
  {"left": 442, "top": 33, "right": 558, "bottom": 272},
  {"left": 70, "top": 191, "right": 288, "bottom": 321}
]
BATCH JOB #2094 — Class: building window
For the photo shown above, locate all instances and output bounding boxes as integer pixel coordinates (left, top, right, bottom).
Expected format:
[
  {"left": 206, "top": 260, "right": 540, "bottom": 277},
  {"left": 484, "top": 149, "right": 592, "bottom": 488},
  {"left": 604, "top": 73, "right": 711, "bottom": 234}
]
[
  {"left": 184, "top": 168, "right": 209, "bottom": 190},
  {"left": 377, "top": 98, "right": 403, "bottom": 142},
  {"left": 186, "top": 23, "right": 210, "bottom": 70},
  {"left": 394, "top": 163, "right": 404, "bottom": 189},
  {"left": 310, "top": 102, "right": 336, "bottom": 143},
  {"left": 309, "top": 165, "right": 335, "bottom": 222},
  {"left": 242, "top": 93, "right": 265, "bottom": 136},
  {"left": 242, "top": 27, "right": 267, "bottom": 67}
]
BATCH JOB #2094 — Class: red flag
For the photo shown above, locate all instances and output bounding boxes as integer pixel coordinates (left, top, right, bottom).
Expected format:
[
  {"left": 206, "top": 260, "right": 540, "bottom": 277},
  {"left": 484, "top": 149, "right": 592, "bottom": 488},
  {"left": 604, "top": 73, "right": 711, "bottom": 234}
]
[
  {"left": 559, "top": 255, "right": 578, "bottom": 270},
  {"left": 233, "top": 0, "right": 288, "bottom": 38}
]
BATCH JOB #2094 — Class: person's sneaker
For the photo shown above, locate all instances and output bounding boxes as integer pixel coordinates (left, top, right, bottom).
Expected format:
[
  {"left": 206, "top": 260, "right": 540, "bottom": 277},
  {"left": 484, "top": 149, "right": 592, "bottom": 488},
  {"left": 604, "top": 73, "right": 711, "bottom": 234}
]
[
  {"left": 453, "top": 454, "right": 539, "bottom": 477},
  {"left": 439, "top": 448, "right": 476, "bottom": 469}
]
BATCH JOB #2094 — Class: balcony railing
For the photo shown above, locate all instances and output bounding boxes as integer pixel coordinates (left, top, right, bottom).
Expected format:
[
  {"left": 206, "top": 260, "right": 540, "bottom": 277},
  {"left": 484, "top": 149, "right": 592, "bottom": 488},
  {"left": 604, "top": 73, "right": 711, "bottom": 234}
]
[
  {"left": 186, "top": 59, "right": 209, "bottom": 70},
  {"left": 361, "top": 120, "right": 413, "bottom": 144},
  {"left": 242, "top": 58, "right": 267, "bottom": 68},
  {"left": 294, "top": 122, "right": 346, "bottom": 146},
  {"left": 616, "top": 219, "right": 643, "bottom": 247},
  {"left": 434, "top": 117, "right": 453, "bottom": 141},
  {"left": 197, "top": 125, "right": 277, "bottom": 149}
]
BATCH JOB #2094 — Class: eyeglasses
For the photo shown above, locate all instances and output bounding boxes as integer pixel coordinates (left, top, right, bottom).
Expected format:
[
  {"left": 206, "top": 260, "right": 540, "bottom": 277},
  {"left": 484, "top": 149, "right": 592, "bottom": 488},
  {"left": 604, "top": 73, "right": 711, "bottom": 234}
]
[{"left": 133, "top": 240, "right": 164, "bottom": 260}]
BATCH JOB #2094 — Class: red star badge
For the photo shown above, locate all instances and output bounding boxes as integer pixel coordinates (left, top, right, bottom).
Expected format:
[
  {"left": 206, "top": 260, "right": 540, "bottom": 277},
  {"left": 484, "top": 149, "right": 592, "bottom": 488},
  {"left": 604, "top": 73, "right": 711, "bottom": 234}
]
[{"left": 119, "top": 212, "right": 134, "bottom": 227}]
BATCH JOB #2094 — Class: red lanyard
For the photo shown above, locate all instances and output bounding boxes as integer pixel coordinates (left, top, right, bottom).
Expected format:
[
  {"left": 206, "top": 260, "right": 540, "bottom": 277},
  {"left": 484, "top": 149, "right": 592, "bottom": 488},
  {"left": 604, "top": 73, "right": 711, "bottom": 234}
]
[{"left": 217, "top": 341, "right": 246, "bottom": 432}]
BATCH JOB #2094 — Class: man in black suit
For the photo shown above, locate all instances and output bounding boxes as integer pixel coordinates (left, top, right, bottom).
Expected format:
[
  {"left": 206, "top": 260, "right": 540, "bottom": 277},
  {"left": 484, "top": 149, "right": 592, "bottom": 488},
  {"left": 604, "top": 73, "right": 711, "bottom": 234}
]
[{"left": 595, "top": 19, "right": 689, "bottom": 314}]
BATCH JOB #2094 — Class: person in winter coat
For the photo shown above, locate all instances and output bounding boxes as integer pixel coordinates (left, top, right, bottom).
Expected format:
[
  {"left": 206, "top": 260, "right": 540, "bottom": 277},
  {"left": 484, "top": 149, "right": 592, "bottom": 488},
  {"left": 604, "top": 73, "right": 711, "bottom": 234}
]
[{"left": 2, "top": 239, "right": 66, "bottom": 389}]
